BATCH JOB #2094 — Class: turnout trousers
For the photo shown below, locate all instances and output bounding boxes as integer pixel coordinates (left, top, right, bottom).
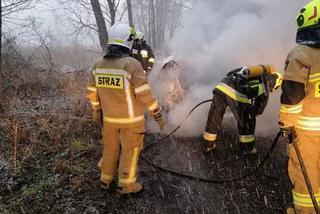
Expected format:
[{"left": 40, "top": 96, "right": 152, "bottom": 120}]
[
  {"left": 205, "top": 89, "right": 256, "bottom": 152},
  {"left": 99, "top": 124, "right": 145, "bottom": 188},
  {"left": 288, "top": 129, "right": 320, "bottom": 214}
]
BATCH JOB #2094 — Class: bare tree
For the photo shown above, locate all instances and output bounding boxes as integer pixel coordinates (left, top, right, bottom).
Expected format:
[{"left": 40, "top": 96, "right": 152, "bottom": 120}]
[
  {"left": 104, "top": 0, "right": 122, "bottom": 25},
  {"left": 1, "top": 0, "right": 36, "bottom": 18},
  {"left": 127, "top": 0, "right": 134, "bottom": 28},
  {"left": 59, "top": 0, "right": 126, "bottom": 51},
  {"left": 132, "top": 0, "right": 191, "bottom": 48},
  {"left": 90, "top": 0, "right": 108, "bottom": 51},
  {"left": 28, "top": 20, "right": 56, "bottom": 70},
  {"left": 1, "top": 0, "right": 39, "bottom": 106},
  {"left": 149, "top": 0, "right": 156, "bottom": 47}
]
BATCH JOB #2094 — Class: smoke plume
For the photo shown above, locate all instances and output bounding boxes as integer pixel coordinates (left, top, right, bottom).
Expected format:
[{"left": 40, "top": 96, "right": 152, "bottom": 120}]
[{"left": 148, "top": 0, "right": 308, "bottom": 137}]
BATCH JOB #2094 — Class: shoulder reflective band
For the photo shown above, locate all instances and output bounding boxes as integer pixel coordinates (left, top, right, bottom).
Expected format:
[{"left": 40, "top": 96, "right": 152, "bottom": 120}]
[
  {"left": 103, "top": 115, "right": 144, "bottom": 124},
  {"left": 203, "top": 132, "right": 217, "bottom": 141},
  {"left": 239, "top": 135, "right": 255, "bottom": 143},
  {"left": 280, "top": 104, "right": 303, "bottom": 114},
  {"left": 215, "top": 82, "right": 251, "bottom": 104},
  {"left": 293, "top": 190, "right": 320, "bottom": 208},
  {"left": 296, "top": 116, "right": 320, "bottom": 131},
  {"left": 140, "top": 50, "right": 148, "bottom": 58},
  {"left": 148, "top": 58, "right": 155, "bottom": 63},
  {"left": 134, "top": 84, "right": 151, "bottom": 94},
  {"left": 309, "top": 72, "right": 320, "bottom": 82}
]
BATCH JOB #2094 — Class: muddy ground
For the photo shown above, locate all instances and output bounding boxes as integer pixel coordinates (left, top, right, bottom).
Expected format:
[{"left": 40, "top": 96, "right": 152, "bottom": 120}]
[{"left": 0, "top": 74, "right": 292, "bottom": 214}]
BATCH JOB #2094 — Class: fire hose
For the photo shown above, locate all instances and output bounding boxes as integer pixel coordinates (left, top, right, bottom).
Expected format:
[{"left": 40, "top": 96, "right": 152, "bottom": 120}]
[
  {"left": 141, "top": 98, "right": 283, "bottom": 183},
  {"left": 142, "top": 99, "right": 320, "bottom": 212}
]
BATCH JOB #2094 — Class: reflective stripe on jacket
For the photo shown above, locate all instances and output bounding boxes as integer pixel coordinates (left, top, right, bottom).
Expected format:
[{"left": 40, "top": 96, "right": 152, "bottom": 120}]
[
  {"left": 279, "top": 45, "right": 320, "bottom": 132},
  {"left": 131, "top": 41, "right": 155, "bottom": 72},
  {"left": 87, "top": 56, "right": 158, "bottom": 128}
]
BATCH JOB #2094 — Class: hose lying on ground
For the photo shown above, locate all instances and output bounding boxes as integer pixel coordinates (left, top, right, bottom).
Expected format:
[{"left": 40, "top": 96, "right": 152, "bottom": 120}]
[{"left": 142, "top": 98, "right": 283, "bottom": 183}]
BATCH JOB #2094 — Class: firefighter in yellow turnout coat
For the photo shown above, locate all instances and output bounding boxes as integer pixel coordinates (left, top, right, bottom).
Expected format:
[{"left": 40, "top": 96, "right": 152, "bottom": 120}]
[
  {"left": 279, "top": 1, "right": 320, "bottom": 213},
  {"left": 87, "top": 23, "right": 162, "bottom": 194}
]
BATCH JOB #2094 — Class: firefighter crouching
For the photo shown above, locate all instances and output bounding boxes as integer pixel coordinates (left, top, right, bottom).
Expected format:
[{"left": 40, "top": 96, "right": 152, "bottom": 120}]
[
  {"left": 279, "top": 1, "right": 320, "bottom": 213},
  {"left": 86, "top": 23, "right": 163, "bottom": 194},
  {"left": 203, "top": 65, "right": 282, "bottom": 155},
  {"left": 131, "top": 31, "right": 155, "bottom": 74}
]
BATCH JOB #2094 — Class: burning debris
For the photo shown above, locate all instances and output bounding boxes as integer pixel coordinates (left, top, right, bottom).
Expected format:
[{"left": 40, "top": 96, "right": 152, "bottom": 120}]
[{"left": 150, "top": 57, "right": 195, "bottom": 112}]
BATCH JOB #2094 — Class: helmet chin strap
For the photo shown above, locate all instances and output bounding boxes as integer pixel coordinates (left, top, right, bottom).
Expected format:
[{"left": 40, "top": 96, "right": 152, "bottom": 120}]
[{"left": 296, "top": 27, "right": 320, "bottom": 46}]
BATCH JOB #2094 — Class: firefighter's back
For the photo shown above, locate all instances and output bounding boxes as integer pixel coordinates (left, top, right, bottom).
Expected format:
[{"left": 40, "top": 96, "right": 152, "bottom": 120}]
[{"left": 93, "top": 56, "right": 146, "bottom": 128}]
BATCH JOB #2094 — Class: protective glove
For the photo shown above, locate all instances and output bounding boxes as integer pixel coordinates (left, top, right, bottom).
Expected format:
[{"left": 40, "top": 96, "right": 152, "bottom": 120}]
[
  {"left": 280, "top": 126, "right": 297, "bottom": 143},
  {"left": 92, "top": 110, "right": 102, "bottom": 123},
  {"left": 150, "top": 107, "right": 165, "bottom": 130}
]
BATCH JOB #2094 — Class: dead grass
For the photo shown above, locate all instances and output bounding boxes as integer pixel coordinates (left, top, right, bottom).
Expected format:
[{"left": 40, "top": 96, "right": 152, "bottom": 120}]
[{"left": 1, "top": 42, "right": 98, "bottom": 176}]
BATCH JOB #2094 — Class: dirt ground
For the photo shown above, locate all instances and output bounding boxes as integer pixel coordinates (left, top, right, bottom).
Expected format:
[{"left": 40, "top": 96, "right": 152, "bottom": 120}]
[{"left": 0, "top": 73, "right": 292, "bottom": 214}]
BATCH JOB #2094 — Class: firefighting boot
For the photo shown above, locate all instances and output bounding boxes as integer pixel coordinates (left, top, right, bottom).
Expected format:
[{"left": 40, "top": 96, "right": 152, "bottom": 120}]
[
  {"left": 205, "top": 141, "right": 217, "bottom": 154},
  {"left": 101, "top": 181, "right": 110, "bottom": 190},
  {"left": 286, "top": 207, "right": 296, "bottom": 214},
  {"left": 244, "top": 147, "right": 258, "bottom": 155},
  {"left": 118, "top": 182, "right": 143, "bottom": 195}
]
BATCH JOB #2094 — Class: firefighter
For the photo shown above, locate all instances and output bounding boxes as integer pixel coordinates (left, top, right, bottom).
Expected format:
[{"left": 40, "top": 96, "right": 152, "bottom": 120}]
[
  {"left": 86, "top": 23, "right": 163, "bottom": 194},
  {"left": 131, "top": 31, "right": 155, "bottom": 74},
  {"left": 279, "top": 1, "right": 320, "bottom": 213},
  {"left": 203, "top": 65, "right": 282, "bottom": 154}
]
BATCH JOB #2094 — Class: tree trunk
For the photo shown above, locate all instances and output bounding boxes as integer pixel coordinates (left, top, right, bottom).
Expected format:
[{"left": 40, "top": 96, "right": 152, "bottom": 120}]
[
  {"left": 149, "top": 0, "right": 156, "bottom": 48},
  {"left": 140, "top": 1, "right": 148, "bottom": 39},
  {"left": 0, "top": 3, "right": 3, "bottom": 100},
  {"left": 107, "top": 0, "right": 116, "bottom": 25},
  {"left": 127, "top": 0, "right": 134, "bottom": 28},
  {"left": 90, "top": 0, "right": 108, "bottom": 51}
]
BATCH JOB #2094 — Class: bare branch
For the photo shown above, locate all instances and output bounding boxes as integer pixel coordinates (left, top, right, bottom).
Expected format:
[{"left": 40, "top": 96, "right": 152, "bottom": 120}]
[{"left": 2, "top": 0, "right": 36, "bottom": 17}]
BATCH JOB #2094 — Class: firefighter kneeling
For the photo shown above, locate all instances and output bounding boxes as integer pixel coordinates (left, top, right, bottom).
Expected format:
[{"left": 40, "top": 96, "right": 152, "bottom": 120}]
[
  {"left": 86, "top": 23, "right": 163, "bottom": 194},
  {"left": 203, "top": 65, "right": 282, "bottom": 155}
]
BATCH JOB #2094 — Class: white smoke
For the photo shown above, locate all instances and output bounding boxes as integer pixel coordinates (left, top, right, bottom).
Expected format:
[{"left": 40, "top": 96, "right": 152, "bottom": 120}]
[{"left": 148, "top": 0, "right": 309, "bottom": 137}]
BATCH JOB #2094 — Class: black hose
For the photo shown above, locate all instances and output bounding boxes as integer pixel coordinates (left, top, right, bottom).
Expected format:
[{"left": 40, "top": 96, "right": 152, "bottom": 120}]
[
  {"left": 142, "top": 97, "right": 283, "bottom": 183},
  {"left": 144, "top": 99, "right": 213, "bottom": 150},
  {"left": 142, "top": 131, "right": 281, "bottom": 183}
]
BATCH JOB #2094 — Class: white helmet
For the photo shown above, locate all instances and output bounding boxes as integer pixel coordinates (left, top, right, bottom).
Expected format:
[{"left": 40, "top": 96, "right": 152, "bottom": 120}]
[
  {"left": 108, "top": 22, "right": 136, "bottom": 49},
  {"left": 136, "top": 31, "right": 144, "bottom": 40}
]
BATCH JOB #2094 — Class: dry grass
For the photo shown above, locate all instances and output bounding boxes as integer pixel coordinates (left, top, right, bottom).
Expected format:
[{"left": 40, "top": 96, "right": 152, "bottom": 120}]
[{"left": 1, "top": 39, "right": 98, "bottom": 176}]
